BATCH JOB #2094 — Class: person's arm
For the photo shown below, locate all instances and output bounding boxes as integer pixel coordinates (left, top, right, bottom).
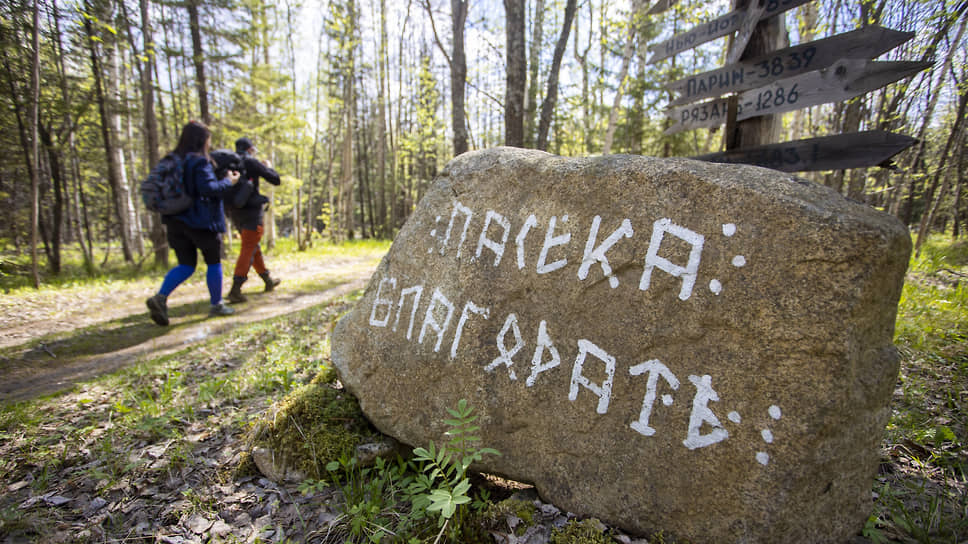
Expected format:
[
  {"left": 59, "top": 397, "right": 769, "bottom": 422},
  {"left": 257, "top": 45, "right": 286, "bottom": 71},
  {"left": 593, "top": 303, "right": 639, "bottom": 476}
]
[
  {"left": 245, "top": 157, "right": 281, "bottom": 186},
  {"left": 194, "top": 157, "right": 238, "bottom": 196}
]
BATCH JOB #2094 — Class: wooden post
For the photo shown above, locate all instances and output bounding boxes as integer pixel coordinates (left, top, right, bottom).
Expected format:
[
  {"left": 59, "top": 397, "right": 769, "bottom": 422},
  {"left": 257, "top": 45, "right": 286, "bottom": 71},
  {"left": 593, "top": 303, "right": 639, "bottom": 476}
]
[{"left": 725, "top": 0, "right": 786, "bottom": 150}]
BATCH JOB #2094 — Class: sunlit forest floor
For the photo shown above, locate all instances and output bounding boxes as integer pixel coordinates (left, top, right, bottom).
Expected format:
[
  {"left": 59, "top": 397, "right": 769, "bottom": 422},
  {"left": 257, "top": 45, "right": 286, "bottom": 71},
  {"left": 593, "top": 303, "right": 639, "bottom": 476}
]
[{"left": 0, "top": 235, "right": 965, "bottom": 543}]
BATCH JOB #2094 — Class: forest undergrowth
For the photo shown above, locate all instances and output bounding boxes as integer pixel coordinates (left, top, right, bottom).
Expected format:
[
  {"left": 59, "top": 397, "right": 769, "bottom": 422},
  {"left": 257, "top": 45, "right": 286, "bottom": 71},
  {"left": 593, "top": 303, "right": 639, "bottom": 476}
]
[{"left": 0, "top": 235, "right": 965, "bottom": 543}]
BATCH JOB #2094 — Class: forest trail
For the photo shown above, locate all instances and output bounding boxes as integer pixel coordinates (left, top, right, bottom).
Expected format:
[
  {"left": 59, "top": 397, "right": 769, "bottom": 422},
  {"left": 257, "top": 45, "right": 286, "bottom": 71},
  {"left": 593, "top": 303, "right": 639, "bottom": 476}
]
[{"left": 0, "top": 252, "right": 383, "bottom": 404}]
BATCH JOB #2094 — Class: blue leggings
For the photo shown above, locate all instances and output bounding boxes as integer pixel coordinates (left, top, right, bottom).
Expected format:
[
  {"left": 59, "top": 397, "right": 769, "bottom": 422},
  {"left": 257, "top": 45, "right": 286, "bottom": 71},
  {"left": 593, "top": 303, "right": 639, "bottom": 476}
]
[{"left": 159, "top": 262, "right": 224, "bottom": 305}]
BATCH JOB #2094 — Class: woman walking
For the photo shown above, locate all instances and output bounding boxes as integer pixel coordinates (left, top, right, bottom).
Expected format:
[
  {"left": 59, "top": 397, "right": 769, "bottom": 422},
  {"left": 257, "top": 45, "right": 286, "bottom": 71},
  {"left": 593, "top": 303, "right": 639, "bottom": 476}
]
[{"left": 146, "top": 121, "right": 240, "bottom": 326}]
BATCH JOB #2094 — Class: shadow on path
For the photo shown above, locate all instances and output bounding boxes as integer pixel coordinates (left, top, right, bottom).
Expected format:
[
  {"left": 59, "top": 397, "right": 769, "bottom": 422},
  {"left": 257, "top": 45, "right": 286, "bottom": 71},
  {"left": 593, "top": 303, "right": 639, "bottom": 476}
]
[{"left": 0, "top": 268, "right": 376, "bottom": 404}]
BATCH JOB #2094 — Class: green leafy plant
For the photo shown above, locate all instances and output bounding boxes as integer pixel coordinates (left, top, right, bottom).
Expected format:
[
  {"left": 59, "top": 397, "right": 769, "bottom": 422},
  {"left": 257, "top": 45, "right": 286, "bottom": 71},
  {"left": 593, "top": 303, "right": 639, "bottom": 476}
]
[
  {"left": 325, "top": 454, "right": 414, "bottom": 543},
  {"left": 408, "top": 399, "right": 501, "bottom": 542}
]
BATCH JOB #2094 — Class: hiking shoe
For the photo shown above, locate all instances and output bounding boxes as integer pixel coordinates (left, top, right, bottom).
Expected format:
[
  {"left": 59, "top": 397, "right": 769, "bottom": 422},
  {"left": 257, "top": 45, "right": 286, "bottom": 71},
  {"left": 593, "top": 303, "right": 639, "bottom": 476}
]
[
  {"left": 146, "top": 294, "right": 169, "bottom": 326},
  {"left": 227, "top": 276, "right": 247, "bottom": 304},
  {"left": 209, "top": 302, "right": 235, "bottom": 317},
  {"left": 259, "top": 271, "right": 281, "bottom": 292}
]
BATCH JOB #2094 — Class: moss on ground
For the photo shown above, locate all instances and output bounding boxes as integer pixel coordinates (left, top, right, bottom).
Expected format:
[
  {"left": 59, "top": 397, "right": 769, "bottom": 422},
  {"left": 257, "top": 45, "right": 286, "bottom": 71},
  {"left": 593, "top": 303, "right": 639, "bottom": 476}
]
[{"left": 244, "top": 366, "right": 378, "bottom": 480}]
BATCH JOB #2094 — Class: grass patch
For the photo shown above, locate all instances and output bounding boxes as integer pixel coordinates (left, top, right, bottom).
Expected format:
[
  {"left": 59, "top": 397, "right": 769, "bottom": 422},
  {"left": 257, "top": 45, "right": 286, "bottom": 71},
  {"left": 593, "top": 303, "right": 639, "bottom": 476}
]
[
  {"left": 0, "top": 291, "right": 359, "bottom": 541},
  {"left": 869, "top": 233, "right": 968, "bottom": 544}
]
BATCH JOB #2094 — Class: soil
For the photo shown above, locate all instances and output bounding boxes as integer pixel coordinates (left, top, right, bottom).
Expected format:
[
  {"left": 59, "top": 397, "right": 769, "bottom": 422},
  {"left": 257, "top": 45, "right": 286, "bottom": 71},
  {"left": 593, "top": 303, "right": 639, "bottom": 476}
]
[{"left": 0, "top": 254, "right": 381, "bottom": 403}]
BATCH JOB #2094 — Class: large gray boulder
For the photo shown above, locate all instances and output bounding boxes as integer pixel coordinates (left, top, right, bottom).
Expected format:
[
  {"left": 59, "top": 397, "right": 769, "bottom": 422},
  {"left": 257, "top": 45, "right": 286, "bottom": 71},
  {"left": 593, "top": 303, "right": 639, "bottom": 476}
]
[{"left": 331, "top": 147, "right": 910, "bottom": 543}]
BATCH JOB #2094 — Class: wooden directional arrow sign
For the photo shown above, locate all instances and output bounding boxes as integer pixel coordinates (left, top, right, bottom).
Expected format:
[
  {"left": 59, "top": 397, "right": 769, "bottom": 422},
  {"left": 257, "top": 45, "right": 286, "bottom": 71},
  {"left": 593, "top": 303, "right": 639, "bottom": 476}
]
[
  {"left": 647, "top": 0, "right": 679, "bottom": 16},
  {"left": 691, "top": 130, "right": 917, "bottom": 172},
  {"left": 647, "top": 0, "right": 813, "bottom": 64},
  {"left": 667, "top": 26, "right": 915, "bottom": 106},
  {"left": 665, "top": 59, "right": 931, "bottom": 135}
]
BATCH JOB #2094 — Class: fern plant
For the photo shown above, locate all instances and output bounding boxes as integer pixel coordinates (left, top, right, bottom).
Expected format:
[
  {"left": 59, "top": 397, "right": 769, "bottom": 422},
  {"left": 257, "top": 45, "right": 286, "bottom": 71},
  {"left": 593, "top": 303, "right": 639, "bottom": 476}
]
[{"left": 409, "top": 399, "right": 500, "bottom": 540}]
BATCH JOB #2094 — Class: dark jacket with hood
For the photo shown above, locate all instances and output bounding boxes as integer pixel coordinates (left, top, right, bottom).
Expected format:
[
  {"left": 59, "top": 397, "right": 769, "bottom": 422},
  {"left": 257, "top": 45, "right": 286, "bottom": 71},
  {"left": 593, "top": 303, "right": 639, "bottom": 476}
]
[
  {"left": 225, "top": 152, "right": 281, "bottom": 231},
  {"left": 163, "top": 153, "right": 234, "bottom": 233}
]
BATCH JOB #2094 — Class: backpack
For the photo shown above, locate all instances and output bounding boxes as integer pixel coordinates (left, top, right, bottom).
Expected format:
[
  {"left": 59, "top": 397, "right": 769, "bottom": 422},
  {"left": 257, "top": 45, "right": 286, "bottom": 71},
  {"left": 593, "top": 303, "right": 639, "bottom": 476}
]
[
  {"left": 210, "top": 148, "right": 244, "bottom": 180},
  {"left": 140, "top": 153, "right": 192, "bottom": 215}
]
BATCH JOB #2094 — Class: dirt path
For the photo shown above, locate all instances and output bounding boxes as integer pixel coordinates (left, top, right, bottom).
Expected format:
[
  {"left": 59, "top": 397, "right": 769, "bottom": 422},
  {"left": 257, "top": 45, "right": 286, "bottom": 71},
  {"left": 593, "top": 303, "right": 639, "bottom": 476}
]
[{"left": 0, "top": 253, "right": 383, "bottom": 404}]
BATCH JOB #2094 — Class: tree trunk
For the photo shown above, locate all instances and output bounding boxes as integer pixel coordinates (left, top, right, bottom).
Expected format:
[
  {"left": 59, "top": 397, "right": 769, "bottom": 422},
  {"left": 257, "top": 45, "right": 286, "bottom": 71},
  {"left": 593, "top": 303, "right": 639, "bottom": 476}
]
[
  {"left": 341, "top": 0, "right": 357, "bottom": 240},
  {"left": 136, "top": 0, "right": 167, "bottom": 266},
  {"left": 83, "top": 0, "right": 134, "bottom": 262},
  {"left": 914, "top": 77, "right": 967, "bottom": 254},
  {"left": 452, "top": 0, "right": 469, "bottom": 155},
  {"left": 893, "top": 12, "right": 968, "bottom": 223},
  {"left": 107, "top": 22, "right": 139, "bottom": 259},
  {"left": 376, "top": 0, "right": 388, "bottom": 236},
  {"left": 187, "top": 0, "right": 211, "bottom": 125},
  {"left": 524, "top": 0, "right": 545, "bottom": 148},
  {"left": 536, "top": 0, "right": 577, "bottom": 151},
  {"left": 574, "top": 0, "right": 593, "bottom": 154},
  {"left": 504, "top": 0, "right": 526, "bottom": 147},
  {"left": 30, "top": 0, "right": 40, "bottom": 287},
  {"left": 603, "top": 0, "right": 642, "bottom": 155}
]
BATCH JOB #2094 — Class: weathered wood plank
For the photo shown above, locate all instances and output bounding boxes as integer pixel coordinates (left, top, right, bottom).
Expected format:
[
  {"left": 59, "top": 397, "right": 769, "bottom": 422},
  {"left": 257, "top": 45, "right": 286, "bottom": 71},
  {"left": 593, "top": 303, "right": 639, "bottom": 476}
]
[
  {"left": 647, "top": 0, "right": 813, "bottom": 64},
  {"left": 691, "top": 130, "right": 917, "bottom": 172},
  {"left": 665, "top": 59, "right": 930, "bottom": 135},
  {"left": 667, "top": 26, "right": 914, "bottom": 106},
  {"left": 647, "top": 0, "right": 679, "bottom": 15},
  {"left": 725, "top": 1, "right": 768, "bottom": 65}
]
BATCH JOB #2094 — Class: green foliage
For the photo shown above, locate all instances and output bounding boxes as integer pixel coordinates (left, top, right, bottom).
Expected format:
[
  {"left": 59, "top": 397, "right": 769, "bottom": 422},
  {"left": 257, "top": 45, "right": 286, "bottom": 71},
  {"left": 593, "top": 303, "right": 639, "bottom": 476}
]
[
  {"left": 877, "top": 233, "right": 968, "bottom": 543},
  {"left": 319, "top": 399, "right": 500, "bottom": 543},
  {"left": 549, "top": 518, "right": 612, "bottom": 544}
]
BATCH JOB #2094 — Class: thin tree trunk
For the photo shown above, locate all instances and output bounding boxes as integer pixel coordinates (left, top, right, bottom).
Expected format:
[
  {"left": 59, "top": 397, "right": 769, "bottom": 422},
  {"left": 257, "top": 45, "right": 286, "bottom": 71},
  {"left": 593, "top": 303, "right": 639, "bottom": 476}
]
[
  {"left": 536, "top": 0, "right": 577, "bottom": 151},
  {"left": 30, "top": 0, "right": 41, "bottom": 287},
  {"left": 504, "top": 0, "right": 527, "bottom": 147},
  {"left": 887, "top": 1, "right": 968, "bottom": 220},
  {"left": 524, "top": 0, "right": 544, "bottom": 148},
  {"left": 135, "top": 0, "right": 166, "bottom": 266},
  {"left": 376, "top": 0, "right": 388, "bottom": 236},
  {"left": 574, "top": 0, "right": 592, "bottom": 154},
  {"left": 914, "top": 80, "right": 967, "bottom": 254},
  {"left": 83, "top": 0, "right": 134, "bottom": 262},
  {"left": 341, "top": 0, "right": 357, "bottom": 240},
  {"left": 187, "top": 0, "right": 211, "bottom": 124},
  {"left": 603, "top": 1, "right": 642, "bottom": 155}
]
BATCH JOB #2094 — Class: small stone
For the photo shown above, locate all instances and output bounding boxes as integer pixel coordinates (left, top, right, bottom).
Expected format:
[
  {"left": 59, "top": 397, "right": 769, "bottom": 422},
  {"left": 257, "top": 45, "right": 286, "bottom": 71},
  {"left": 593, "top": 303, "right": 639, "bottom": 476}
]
[{"left": 187, "top": 514, "right": 213, "bottom": 534}]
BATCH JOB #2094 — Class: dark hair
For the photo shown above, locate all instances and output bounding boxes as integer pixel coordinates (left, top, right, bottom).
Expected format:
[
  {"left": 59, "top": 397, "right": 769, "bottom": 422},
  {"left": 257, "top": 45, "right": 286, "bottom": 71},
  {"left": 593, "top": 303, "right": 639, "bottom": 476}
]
[{"left": 173, "top": 120, "right": 211, "bottom": 158}]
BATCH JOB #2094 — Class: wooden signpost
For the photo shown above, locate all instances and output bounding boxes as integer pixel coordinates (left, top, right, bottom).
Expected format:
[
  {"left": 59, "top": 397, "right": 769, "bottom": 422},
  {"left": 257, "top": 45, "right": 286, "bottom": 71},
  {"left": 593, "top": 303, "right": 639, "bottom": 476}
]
[
  {"left": 666, "top": 26, "right": 915, "bottom": 106},
  {"left": 665, "top": 59, "right": 932, "bottom": 134},
  {"left": 691, "top": 131, "right": 918, "bottom": 172},
  {"left": 647, "top": 0, "right": 813, "bottom": 64},
  {"left": 646, "top": 0, "right": 928, "bottom": 172}
]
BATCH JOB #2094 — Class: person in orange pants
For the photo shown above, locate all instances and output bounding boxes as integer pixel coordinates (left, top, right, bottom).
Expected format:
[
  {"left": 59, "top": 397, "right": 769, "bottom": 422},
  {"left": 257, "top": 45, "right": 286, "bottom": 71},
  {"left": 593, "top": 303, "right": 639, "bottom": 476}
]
[{"left": 225, "top": 137, "right": 281, "bottom": 303}]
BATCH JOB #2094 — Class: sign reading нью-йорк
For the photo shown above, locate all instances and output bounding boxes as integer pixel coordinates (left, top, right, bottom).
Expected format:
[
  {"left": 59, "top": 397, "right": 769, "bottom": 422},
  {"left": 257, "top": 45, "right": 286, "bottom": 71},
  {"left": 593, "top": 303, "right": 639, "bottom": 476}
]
[
  {"left": 332, "top": 148, "right": 912, "bottom": 543},
  {"left": 647, "top": 0, "right": 814, "bottom": 64}
]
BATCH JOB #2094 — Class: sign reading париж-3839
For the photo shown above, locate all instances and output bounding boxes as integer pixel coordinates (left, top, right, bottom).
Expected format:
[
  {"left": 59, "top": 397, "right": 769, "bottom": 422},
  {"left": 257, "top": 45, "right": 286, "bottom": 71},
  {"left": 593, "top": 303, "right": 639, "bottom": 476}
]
[{"left": 665, "top": 26, "right": 914, "bottom": 106}]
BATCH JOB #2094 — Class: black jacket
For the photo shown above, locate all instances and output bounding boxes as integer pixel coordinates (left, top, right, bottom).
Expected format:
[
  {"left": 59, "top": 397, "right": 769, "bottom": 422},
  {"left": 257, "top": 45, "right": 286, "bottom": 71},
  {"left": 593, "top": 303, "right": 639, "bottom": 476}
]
[{"left": 225, "top": 153, "right": 281, "bottom": 230}]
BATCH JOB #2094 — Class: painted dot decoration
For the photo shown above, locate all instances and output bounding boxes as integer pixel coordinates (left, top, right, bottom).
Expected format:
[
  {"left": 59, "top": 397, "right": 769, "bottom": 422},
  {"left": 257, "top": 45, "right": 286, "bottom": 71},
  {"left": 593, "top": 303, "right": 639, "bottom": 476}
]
[
  {"left": 722, "top": 223, "right": 737, "bottom": 236},
  {"left": 732, "top": 255, "right": 746, "bottom": 267},
  {"left": 727, "top": 411, "right": 741, "bottom": 424},
  {"left": 756, "top": 405, "right": 783, "bottom": 466},
  {"left": 709, "top": 279, "right": 723, "bottom": 295}
]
